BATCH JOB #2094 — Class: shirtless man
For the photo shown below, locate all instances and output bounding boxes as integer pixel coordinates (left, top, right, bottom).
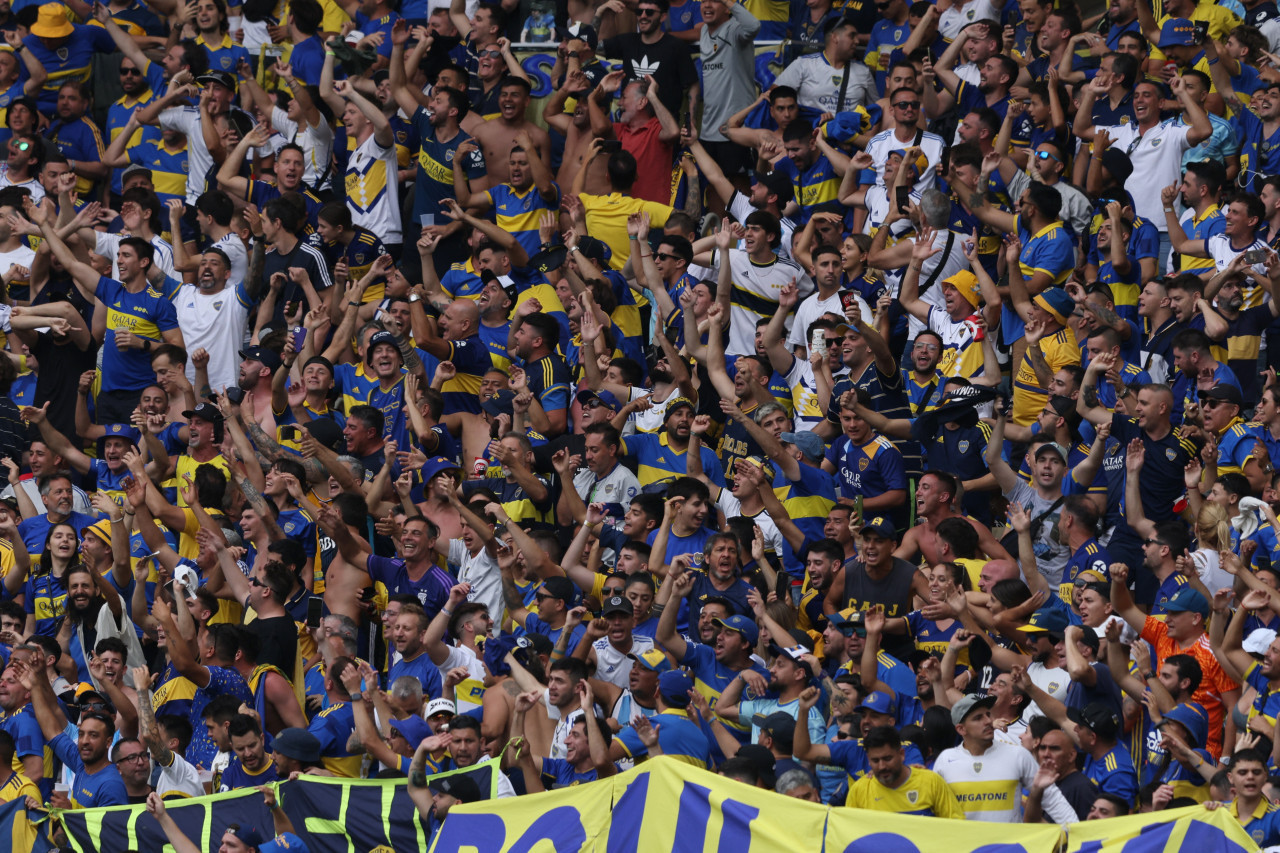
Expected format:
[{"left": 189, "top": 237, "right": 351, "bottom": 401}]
[
  {"left": 894, "top": 471, "right": 1012, "bottom": 566},
  {"left": 417, "top": 460, "right": 464, "bottom": 544},
  {"left": 471, "top": 76, "right": 551, "bottom": 187},
  {"left": 315, "top": 499, "right": 374, "bottom": 624},
  {"left": 542, "top": 71, "right": 604, "bottom": 194}
]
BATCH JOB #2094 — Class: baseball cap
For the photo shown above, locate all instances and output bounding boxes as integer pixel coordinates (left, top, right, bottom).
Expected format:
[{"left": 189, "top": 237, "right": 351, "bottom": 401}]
[
  {"left": 1163, "top": 586, "right": 1210, "bottom": 618},
  {"left": 389, "top": 715, "right": 431, "bottom": 745},
  {"left": 1021, "top": 606, "right": 1070, "bottom": 635},
  {"left": 577, "top": 389, "right": 623, "bottom": 411},
  {"left": 230, "top": 827, "right": 266, "bottom": 847},
  {"left": 182, "top": 401, "right": 224, "bottom": 423},
  {"left": 428, "top": 774, "right": 483, "bottom": 803},
  {"left": 628, "top": 649, "right": 673, "bottom": 674},
  {"left": 828, "top": 608, "right": 867, "bottom": 637},
  {"left": 601, "top": 595, "right": 633, "bottom": 617},
  {"left": 950, "top": 693, "right": 997, "bottom": 725},
  {"left": 426, "top": 698, "right": 457, "bottom": 718},
  {"left": 196, "top": 70, "right": 239, "bottom": 91},
  {"left": 566, "top": 21, "right": 598, "bottom": 48},
  {"left": 1158, "top": 17, "right": 1198, "bottom": 48},
  {"left": 301, "top": 417, "right": 344, "bottom": 451},
  {"left": 240, "top": 345, "right": 283, "bottom": 372},
  {"left": 755, "top": 170, "right": 794, "bottom": 204},
  {"left": 752, "top": 711, "right": 797, "bottom": 742},
  {"left": 1032, "top": 288, "right": 1074, "bottom": 326},
  {"left": 576, "top": 236, "right": 612, "bottom": 265},
  {"left": 735, "top": 742, "right": 778, "bottom": 788},
  {"left": 1034, "top": 442, "right": 1069, "bottom": 463},
  {"left": 859, "top": 689, "right": 898, "bottom": 717},
  {"left": 100, "top": 423, "right": 140, "bottom": 445},
  {"left": 538, "top": 576, "right": 578, "bottom": 607},
  {"left": 769, "top": 643, "right": 815, "bottom": 679},
  {"left": 121, "top": 163, "right": 153, "bottom": 182},
  {"left": 657, "top": 669, "right": 695, "bottom": 704},
  {"left": 1199, "top": 383, "right": 1244, "bottom": 407},
  {"left": 271, "top": 727, "right": 321, "bottom": 763},
  {"left": 943, "top": 270, "right": 982, "bottom": 308},
  {"left": 780, "top": 430, "right": 824, "bottom": 463},
  {"left": 888, "top": 147, "right": 929, "bottom": 176},
  {"left": 480, "top": 389, "right": 516, "bottom": 418},
  {"left": 363, "top": 331, "right": 398, "bottom": 364},
  {"left": 1099, "top": 148, "right": 1133, "bottom": 185},
  {"left": 1068, "top": 701, "right": 1121, "bottom": 739},
  {"left": 860, "top": 515, "right": 898, "bottom": 540},
  {"left": 711, "top": 614, "right": 760, "bottom": 645},
  {"left": 1245, "top": 628, "right": 1278, "bottom": 655}
]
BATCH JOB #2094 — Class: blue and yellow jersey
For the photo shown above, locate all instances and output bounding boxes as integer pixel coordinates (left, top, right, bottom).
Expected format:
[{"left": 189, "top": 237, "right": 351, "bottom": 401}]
[
  {"left": 1012, "top": 326, "right": 1080, "bottom": 425},
  {"left": 440, "top": 257, "right": 483, "bottom": 300},
  {"left": 461, "top": 474, "right": 556, "bottom": 530},
  {"left": 439, "top": 334, "right": 494, "bottom": 416},
  {"left": 622, "top": 431, "right": 727, "bottom": 487},
  {"left": 107, "top": 74, "right": 163, "bottom": 197},
  {"left": 1, "top": 703, "right": 55, "bottom": 798},
  {"left": 1097, "top": 257, "right": 1140, "bottom": 326},
  {"left": 846, "top": 766, "right": 965, "bottom": 817},
  {"left": 313, "top": 227, "right": 387, "bottom": 302},
  {"left": 523, "top": 352, "right": 571, "bottom": 416},
  {"left": 0, "top": 767, "right": 38, "bottom": 804},
  {"left": 1084, "top": 744, "right": 1139, "bottom": 805},
  {"left": 615, "top": 709, "right": 711, "bottom": 768},
  {"left": 1217, "top": 417, "right": 1265, "bottom": 476},
  {"left": 1233, "top": 797, "right": 1280, "bottom": 847},
  {"left": 334, "top": 361, "right": 381, "bottom": 418},
  {"left": 487, "top": 182, "right": 559, "bottom": 260},
  {"left": 388, "top": 114, "right": 416, "bottom": 170},
  {"left": 412, "top": 113, "right": 485, "bottom": 222},
  {"left": 96, "top": 276, "right": 179, "bottom": 394},
  {"left": 22, "top": 571, "right": 67, "bottom": 637},
  {"left": 1178, "top": 204, "right": 1225, "bottom": 273},
  {"left": 1018, "top": 219, "right": 1075, "bottom": 286},
  {"left": 308, "top": 702, "right": 364, "bottom": 778},
  {"left": 1059, "top": 539, "right": 1111, "bottom": 607},
  {"left": 679, "top": 641, "right": 768, "bottom": 741},
  {"left": 197, "top": 32, "right": 250, "bottom": 74},
  {"left": 23, "top": 25, "right": 116, "bottom": 114},
  {"left": 46, "top": 116, "right": 106, "bottom": 196},
  {"left": 127, "top": 137, "right": 190, "bottom": 206},
  {"left": 741, "top": 0, "right": 789, "bottom": 38},
  {"left": 775, "top": 152, "right": 840, "bottom": 226},
  {"left": 773, "top": 461, "right": 837, "bottom": 547}
]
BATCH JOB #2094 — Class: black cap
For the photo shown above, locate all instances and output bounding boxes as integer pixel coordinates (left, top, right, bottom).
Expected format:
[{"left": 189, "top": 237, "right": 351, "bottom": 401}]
[
  {"left": 197, "top": 70, "right": 238, "bottom": 91},
  {"left": 480, "top": 389, "right": 516, "bottom": 418},
  {"left": 566, "top": 22, "right": 598, "bottom": 48},
  {"left": 428, "top": 773, "right": 483, "bottom": 803},
  {"left": 1199, "top": 383, "right": 1244, "bottom": 408},
  {"left": 182, "top": 401, "right": 224, "bottom": 423},
  {"left": 529, "top": 244, "right": 568, "bottom": 274},
  {"left": 601, "top": 595, "right": 633, "bottom": 616},
  {"left": 302, "top": 417, "right": 344, "bottom": 450},
  {"left": 539, "top": 576, "right": 578, "bottom": 606},
  {"left": 1067, "top": 701, "right": 1121, "bottom": 739},
  {"left": 239, "top": 345, "right": 283, "bottom": 372},
  {"left": 575, "top": 236, "right": 611, "bottom": 265},
  {"left": 1099, "top": 148, "right": 1133, "bottom": 185},
  {"left": 364, "top": 331, "right": 398, "bottom": 363},
  {"left": 756, "top": 171, "right": 794, "bottom": 204}
]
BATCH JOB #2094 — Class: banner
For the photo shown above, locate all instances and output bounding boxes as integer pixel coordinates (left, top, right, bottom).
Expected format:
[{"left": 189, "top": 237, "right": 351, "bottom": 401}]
[
  {"left": 0, "top": 797, "right": 56, "bottom": 853},
  {"left": 59, "top": 758, "right": 502, "bottom": 853},
  {"left": 1063, "top": 804, "right": 1259, "bottom": 853},
  {"left": 430, "top": 758, "right": 1266, "bottom": 853}
]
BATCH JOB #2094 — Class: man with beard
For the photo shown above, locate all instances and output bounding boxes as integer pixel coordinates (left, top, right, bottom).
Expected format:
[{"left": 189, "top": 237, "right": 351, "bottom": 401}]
[
  {"left": 1, "top": 439, "right": 90, "bottom": 515},
  {"left": 109, "top": 738, "right": 152, "bottom": 803},
  {"left": 842, "top": 724, "right": 964, "bottom": 816},
  {"left": 1194, "top": 260, "right": 1279, "bottom": 406},
  {"left": 511, "top": 688, "right": 615, "bottom": 789},
  {"left": 156, "top": 245, "right": 249, "bottom": 397},
  {"left": 15, "top": 473, "right": 95, "bottom": 556},
  {"left": 454, "top": 129, "right": 557, "bottom": 261},
  {"left": 44, "top": 81, "right": 107, "bottom": 195},
  {"left": 657, "top": 575, "right": 766, "bottom": 753},
  {"left": 1158, "top": 160, "right": 1225, "bottom": 278},
  {"left": 422, "top": 582, "right": 492, "bottom": 713},
  {"left": 0, "top": 660, "right": 51, "bottom": 796},
  {"left": 622, "top": 398, "right": 724, "bottom": 487},
  {"left": 933, "top": 692, "right": 1078, "bottom": 822},
  {"left": 588, "top": 646, "right": 664, "bottom": 730},
  {"left": 217, "top": 714, "right": 279, "bottom": 792},
  {"left": 824, "top": 390, "right": 907, "bottom": 526},
  {"left": 417, "top": 711, "right": 516, "bottom": 795},
  {"left": 12, "top": 658, "right": 127, "bottom": 808},
  {"left": 599, "top": 0, "right": 697, "bottom": 117},
  {"left": 716, "top": 643, "right": 825, "bottom": 746},
  {"left": 824, "top": 517, "right": 929, "bottom": 659}
]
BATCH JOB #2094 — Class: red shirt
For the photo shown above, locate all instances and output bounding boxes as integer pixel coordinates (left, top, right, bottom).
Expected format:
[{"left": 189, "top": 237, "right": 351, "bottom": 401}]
[{"left": 615, "top": 117, "right": 674, "bottom": 205}]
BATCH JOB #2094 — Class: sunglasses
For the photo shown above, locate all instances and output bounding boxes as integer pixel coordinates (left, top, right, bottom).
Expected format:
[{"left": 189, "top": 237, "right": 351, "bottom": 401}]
[
  {"left": 1201, "top": 398, "right": 1228, "bottom": 408},
  {"left": 535, "top": 592, "right": 556, "bottom": 601},
  {"left": 837, "top": 625, "right": 867, "bottom": 638},
  {"left": 603, "top": 587, "right": 626, "bottom": 596},
  {"left": 584, "top": 399, "right": 606, "bottom": 409},
  {"left": 120, "top": 67, "right": 143, "bottom": 76},
  {"left": 892, "top": 100, "right": 920, "bottom": 109},
  {"left": 654, "top": 251, "right": 676, "bottom": 261},
  {"left": 637, "top": 7, "right": 661, "bottom": 15},
  {"left": 834, "top": 730, "right": 855, "bottom": 739},
  {"left": 1035, "top": 150, "right": 1061, "bottom": 163},
  {"left": 248, "top": 576, "right": 264, "bottom": 586},
  {"left": 9, "top": 141, "right": 28, "bottom": 153},
  {"left": 479, "top": 49, "right": 502, "bottom": 58}
]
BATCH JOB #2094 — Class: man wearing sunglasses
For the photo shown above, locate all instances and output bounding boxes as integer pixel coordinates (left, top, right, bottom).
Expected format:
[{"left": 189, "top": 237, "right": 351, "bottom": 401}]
[
  {"left": 599, "top": 0, "right": 698, "bottom": 120},
  {"left": 0, "top": 135, "right": 43, "bottom": 201}
]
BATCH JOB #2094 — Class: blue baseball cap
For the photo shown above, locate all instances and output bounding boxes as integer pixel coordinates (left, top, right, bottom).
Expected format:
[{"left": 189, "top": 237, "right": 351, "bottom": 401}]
[
  {"left": 1158, "top": 17, "right": 1198, "bottom": 48},
  {"left": 860, "top": 515, "right": 898, "bottom": 540},
  {"left": 780, "top": 430, "right": 824, "bottom": 463},
  {"left": 711, "top": 614, "right": 760, "bottom": 646},
  {"left": 628, "top": 649, "right": 673, "bottom": 674},
  {"left": 1157, "top": 702, "right": 1209, "bottom": 749},
  {"left": 1163, "top": 586, "right": 1210, "bottom": 618},
  {"left": 859, "top": 688, "right": 897, "bottom": 716},
  {"left": 421, "top": 456, "right": 461, "bottom": 483},
  {"left": 100, "top": 423, "right": 141, "bottom": 445},
  {"left": 1021, "top": 606, "right": 1069, "bottom": 635},
  {"left": 657, "top": 669, "right": 695, "bottom": 704},
  {"left": 577, "top": 388, "right": 623, "bottom": 411},
  {"left": 389, "top": 714, "right": 431, "bottom": 745}
]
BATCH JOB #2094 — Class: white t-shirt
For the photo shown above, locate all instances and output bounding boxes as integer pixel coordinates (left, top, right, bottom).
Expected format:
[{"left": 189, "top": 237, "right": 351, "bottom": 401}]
[
  {"left": 171, "top": 281, "right": 253, "bottom": 394},
  {"left": 159, "top": 106, "right": 215, "bottom": 204},
  {"left": 437, "top": 642, "right": 488, "bottom": 713},
  {"left": 715, "top": 489, "right": 784, "bottom": 557},
  {"left": 271, "top": 106, "right": 336, "bottom": 192},
  {"left": 720, "top": 248, "right": 815, "bottom": 356},
  {"left": 772, "top": 52, "right": 875, "bottom": 113},
  {"left": 449, "top": 539, "right": 504, "bottom": 631},
  {"left": 1207, "top": 233, "right": 1269, "bottom": 303},
  {"left": 937, "top": 0, "right": 998, "bottom": 39},
  {"left": 1098, "top": 120, "right": 1193, "bottom": 232},
  {"left": 728, "top": 191, "right": 796, "bottom": 262},
  {"left": 787, "top": 289, "right": 871, "bottom": 352},
  {"left": 210, "top": 232, "right": 249, "bottom": 289},
  {"left": 591, "top": 635, "right": 656, "bottom": 689},
  {"left": 1016, "top": 661, "right": 1070, "bottom": 728},
  {"left": 0, "top": 244, "right": 36, "bottom": 295},
  {"left": 864, "top": 127, "right": 947, "bottom": 195},
  {"left": 933, "top": 740, "right": 1077, "bottom": 823},
  {"left": 95, "top": 231, "right": 175, "bottom": 280}
]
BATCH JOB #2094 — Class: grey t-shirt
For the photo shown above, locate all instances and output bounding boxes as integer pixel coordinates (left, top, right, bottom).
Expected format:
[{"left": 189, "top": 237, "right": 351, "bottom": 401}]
[
  {"left": 698, "top": 2, "right": 761, "bottom": 142},
  {"left": 1005, "top": 480, "right": 1069, "bottom": 586}
]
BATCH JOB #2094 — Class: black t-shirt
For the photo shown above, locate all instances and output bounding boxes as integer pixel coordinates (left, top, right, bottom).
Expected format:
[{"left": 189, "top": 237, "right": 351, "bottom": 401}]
[
  {"left": 251, "top": 614, "right": 299, "bottom": 675},
  {"left": 1055, "top": 770, "right": 1099, "bottom": 821},
  {"left": 32, "top": 329, "right": 96, "bottom": 447},
  {"left": 598, "top": 33, "right": 696, "bottom": 117},
  {"left": 261, "top": 237, "right": 334, "bottom": 329}
]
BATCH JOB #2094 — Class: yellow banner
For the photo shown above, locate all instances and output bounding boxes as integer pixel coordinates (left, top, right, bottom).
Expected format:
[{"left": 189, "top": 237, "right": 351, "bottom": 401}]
[{"left": 429, "top": 758, "right": 1265, "bottom": 853}]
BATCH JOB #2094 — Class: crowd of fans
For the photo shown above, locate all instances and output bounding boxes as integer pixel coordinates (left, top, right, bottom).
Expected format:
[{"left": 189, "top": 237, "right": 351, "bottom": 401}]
[{"left": 7, "top": 0, "right": 1280, "bottom": 847}]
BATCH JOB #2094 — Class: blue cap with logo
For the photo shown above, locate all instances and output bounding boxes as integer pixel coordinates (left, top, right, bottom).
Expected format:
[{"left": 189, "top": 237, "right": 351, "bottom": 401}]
[
  {"left": 859, "top": 688, "right": 898, "bottom": 716},
  {"left": 628, "top": 649, "right": 673, "bottom": 674},
  {"left": 711, "top": 614, "right": 760, "bottom": 645},
  {"left": 1020, "top": 606, "right": 1070, "bottom": 635},
  {"left": 1163, "top": 586, "right": 1210, "bottom": 618},
  {"left": 1157, "top": 701, "right": 1209, "bottom": 748},
  {"left": 1158, "top": 17, "right": 1198, "bottom": 48},
  {"left": 860, "top": 515, "right": 898, "bottom": 540}
]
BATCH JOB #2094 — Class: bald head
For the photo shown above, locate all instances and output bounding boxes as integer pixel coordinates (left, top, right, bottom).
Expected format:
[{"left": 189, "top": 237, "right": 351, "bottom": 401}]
[
  {"left": 979, "top": 559, "right": 1019, "bottom": 592},
  {"left": 442, "top": 299, "right": 480, "bottom": 338}
]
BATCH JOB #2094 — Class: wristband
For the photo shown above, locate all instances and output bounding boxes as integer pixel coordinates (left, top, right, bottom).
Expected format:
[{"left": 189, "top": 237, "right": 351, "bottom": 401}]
[{"left": 440, "top": 607, "right": 453, "bottom": 617}]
